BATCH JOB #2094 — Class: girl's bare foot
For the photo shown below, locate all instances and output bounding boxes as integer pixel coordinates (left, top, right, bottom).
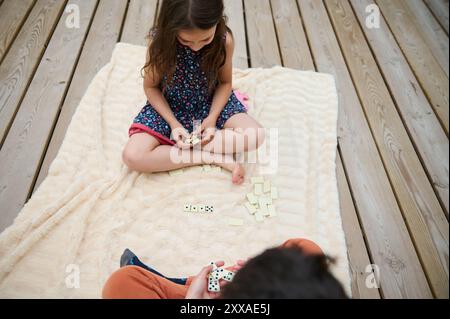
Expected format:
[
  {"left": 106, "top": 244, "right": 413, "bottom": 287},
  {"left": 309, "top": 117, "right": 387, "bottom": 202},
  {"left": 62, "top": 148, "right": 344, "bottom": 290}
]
[{"left": 215, "top": 155, "right": 246, "bottom": 185}]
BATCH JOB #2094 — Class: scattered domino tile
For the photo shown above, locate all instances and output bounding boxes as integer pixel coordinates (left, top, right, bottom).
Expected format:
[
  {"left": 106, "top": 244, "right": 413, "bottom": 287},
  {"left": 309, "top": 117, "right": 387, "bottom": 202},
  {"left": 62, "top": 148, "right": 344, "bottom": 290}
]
[
  {"left": 228, "top": 218, "right": 244, "bottom": 226},
  {"left": 255, "top": 211, "right": 264, "bottom": 222},
  {"left": 254, "top": 183, "right": 263, "bottom": 195},
  {"left": 268, "top": 204, "right": 277, "bottom": 217},
  {"left": 263, "top": 180, "right": 271, "bottom": 193},
  {"left": 245, "top": 202, "right": 257, "bottom": 215},
  {"left": 184, "top": 204, "right": 214, "bottom": 213},
  {"left": 168, "top": 168, "right": 184, "bottom": 176},
  {"left": 211, "top": 165, "right": 222, "bottom": 172},
  {"left": 244, "top": 176, "right": 279, "bottom": 222},
  {"left": 246, "top": 193, "right": 258, "bottom": 205},
  {"left": 251, "top": 176, "right": 264, "bottom": 184},
  {"left": 260, "top": 204, "right": 269, "bottom": 217}
]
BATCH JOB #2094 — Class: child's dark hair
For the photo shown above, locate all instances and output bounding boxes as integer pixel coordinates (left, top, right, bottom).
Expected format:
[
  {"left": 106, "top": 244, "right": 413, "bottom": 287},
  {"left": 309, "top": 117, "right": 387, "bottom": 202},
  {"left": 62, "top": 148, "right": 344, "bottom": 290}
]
[
  {"left": 143, "top": 0, "right": 232, "bottom": 94},
  {"left": 220, "top": 247, "right": 348, "bottom": 299}
]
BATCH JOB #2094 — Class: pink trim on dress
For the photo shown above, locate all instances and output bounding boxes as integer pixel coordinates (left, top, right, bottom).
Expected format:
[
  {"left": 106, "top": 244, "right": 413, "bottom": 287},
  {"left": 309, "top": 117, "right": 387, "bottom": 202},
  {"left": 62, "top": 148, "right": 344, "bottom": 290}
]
[{"left": 129, "top": 123, "right": 176, "bottom": 146}]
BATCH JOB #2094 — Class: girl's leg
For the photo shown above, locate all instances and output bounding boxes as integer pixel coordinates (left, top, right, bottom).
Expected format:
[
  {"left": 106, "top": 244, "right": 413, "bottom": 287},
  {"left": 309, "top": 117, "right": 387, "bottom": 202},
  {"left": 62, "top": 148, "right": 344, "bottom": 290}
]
[
  {"left": 201, "top": 114, "right": 265, "bottom": 155},
  {"left": 122, "top": 133, "right": 245, "bottom": 184}
]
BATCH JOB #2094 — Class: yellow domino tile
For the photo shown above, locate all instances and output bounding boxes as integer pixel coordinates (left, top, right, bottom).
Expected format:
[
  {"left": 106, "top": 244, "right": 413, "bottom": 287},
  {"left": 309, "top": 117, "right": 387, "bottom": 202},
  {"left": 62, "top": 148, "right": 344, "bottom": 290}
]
[
  {"left": 254, "top": 183, "right": 263, "bottom": 195},
  {"left": 263, "top": 180, "right": 271, "bottom": 193},
  {"left": 251, "top": 176, "right": 264, "bottom": 184},
  {"left": 268, "top": 204, "right": 277, "bottom": 217},
  {"left": 255, "top": 212, "right": 264, "bottom": 222},
  {"left": 245, "top": 202, "right": 257, "bottom": 215},
  {"left": 246, "top": 193, "right": 258, "bottom": 205},
  {"left": 228, "top": 218, "right": 244, "bottom": 226},
  {"left": 260, "top": 204, "right": 269, "bottom": 216},
  {"left": 169, "top": 169, "right": 184, "bottom": 176}
]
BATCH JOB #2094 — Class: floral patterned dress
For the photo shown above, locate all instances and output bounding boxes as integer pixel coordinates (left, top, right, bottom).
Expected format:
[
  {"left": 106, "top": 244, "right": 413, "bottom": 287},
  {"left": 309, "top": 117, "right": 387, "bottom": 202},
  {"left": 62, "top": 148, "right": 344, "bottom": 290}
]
[{"left": 128, "top": 32, "right": 248, "bottom": 145}]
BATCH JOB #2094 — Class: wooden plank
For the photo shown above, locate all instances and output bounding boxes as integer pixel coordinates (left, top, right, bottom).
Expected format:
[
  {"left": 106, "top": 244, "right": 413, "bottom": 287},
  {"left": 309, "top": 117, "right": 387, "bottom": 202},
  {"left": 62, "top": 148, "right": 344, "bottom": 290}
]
[
  {"left": 0, "top": 0, "right": 67, "bottom": 146},
  {"left": 225, "top": 0, "right": 248, "bottom": 69},
  {"left": 298, "top": 0, "right": 432, "bottom": 298},
  {"left": 33, "top": 0, "right": 129, "bottom": 192},
  {"left": 402, "top": 0, "right": 449, "bottom": 77},
  {"left": 377, "top": 0, "right": 449, "bottom": 136},
  {"left": 424, "top": 0, "right": 449, "bottom": 34},
  {"left": 351, "top": 0, "right": 449, "bottom": 219},
  {"left": 0, "top": 0, "right": 36, "bottom": 63},
  {"left": 326, "top": 0, "right": 448, "bottom": 299},
  {"left": 120, "top": 0, "right": 158, "bottom": 46},
  {"left": 244, "top": 0, "right": 281, "bottom": 67},
  {"left": 271, "top": 0, "right": 379, "bottom": 298},
  {"left": 336, "top": 151, "right": 381, "bottom": 298},
  {"left": 271, "top": 0, "right": 314, "bottom": 71},
  {"left": 0, "top": 0, "right": 98, "bottom": 232}
]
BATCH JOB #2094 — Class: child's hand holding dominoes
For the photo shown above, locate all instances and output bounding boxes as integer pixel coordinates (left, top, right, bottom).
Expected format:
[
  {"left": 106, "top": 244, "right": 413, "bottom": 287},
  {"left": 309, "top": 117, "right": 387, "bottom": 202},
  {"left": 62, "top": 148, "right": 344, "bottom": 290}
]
[{"left": 185, "top": 261, "right": 226, "bottom": 299}]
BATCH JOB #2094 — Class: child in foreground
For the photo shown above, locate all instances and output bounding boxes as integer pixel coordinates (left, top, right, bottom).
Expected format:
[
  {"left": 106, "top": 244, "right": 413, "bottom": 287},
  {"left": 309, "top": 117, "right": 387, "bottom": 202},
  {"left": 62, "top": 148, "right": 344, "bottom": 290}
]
[{"left": 102, "top": 239, "right": 348, "bottom": 299}]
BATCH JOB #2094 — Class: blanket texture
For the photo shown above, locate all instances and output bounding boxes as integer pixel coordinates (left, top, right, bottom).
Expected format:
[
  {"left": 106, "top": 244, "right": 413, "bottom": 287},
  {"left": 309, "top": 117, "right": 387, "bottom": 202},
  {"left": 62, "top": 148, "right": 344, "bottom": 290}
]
[{"left": 0, "top": 43, "right": 350, "bottom": 298}]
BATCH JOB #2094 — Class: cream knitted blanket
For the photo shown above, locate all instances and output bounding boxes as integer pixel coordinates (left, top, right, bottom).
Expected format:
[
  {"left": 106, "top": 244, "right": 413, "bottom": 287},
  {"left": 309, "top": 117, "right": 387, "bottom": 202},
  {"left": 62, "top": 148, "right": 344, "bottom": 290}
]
[{"left": 0, "top": 43, "right": 350, "bottom": 298}]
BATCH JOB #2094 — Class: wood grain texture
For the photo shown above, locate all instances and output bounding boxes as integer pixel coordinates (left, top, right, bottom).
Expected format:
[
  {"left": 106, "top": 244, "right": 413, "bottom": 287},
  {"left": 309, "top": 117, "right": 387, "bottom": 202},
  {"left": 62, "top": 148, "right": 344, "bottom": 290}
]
[
  {"left": 225, "top": 0, "right": 248, "bottom": 70},
  {"left": 298, "top": 0, "right": 432, "bottom": 298},
  {"left": 377, "top": 0, "right": 449, "bottom": 135},
  {"left": 0, "top": 0, "right": 36, "bottom": 63},
  {"left": 326, "top": 0, "right": 448, "bottom": 298},
  {"left": 244, "top": 0, "right": 281, "bottom": 67},
  {"left": 402, "top": 0, "right": 449, "bottom": 77},
  {"left": 34, "top": 0, "right": 129, "bottom": 191},
  {"left": 351, "top": 0, "right": 449, "bottom": 218},
  {"left": 424, "top": 0, "right": 449, "bottom": 34},
  {"left": 0, "top": 0, "right": 98, "bottom": 232},
  {"left": 120, "top": 0, "right": 158, "bottom": 46},
  {"left": 270, "top": 0, "right": 379, "bottom": 299},
  {"left": 336, "top": 151, "right": 381, "bottom": 298},
  {"left": 271, "top": 0, "right": 314, "bottom": 71},
  {"left": 0, "top": 0, "right": 67, "bottom": 146}
]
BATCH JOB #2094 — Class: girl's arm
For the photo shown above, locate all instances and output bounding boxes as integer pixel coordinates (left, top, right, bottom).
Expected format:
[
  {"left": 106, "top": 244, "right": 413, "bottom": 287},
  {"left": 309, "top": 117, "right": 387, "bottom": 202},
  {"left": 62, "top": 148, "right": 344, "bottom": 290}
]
[
  {"left": 208, "top": 32, "right": 235, "bottom": 120},
  {"left": 143, "top": 50, "right": 179, "bottom": 128}
]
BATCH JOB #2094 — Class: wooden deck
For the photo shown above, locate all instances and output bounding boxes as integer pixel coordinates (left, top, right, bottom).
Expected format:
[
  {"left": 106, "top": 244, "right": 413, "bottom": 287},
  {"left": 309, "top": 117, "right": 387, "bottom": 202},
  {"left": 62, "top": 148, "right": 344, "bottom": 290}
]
[{"left": 0, "top": 0, "right": 448, "bottom": 299}]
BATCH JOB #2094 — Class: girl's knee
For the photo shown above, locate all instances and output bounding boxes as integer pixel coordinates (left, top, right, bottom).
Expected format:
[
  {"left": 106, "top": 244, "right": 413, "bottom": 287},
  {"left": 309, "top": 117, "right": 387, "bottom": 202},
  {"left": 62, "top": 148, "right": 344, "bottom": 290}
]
[{"left": 122, "top": 146, "right": 152, "bottom": 172}]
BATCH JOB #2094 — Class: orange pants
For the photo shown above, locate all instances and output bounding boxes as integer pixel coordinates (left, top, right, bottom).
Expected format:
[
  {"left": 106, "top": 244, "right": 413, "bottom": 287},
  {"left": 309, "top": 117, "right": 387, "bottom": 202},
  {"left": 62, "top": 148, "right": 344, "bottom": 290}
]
[{"left": 102, "top": 238, "right": 322, "bottom": 299}]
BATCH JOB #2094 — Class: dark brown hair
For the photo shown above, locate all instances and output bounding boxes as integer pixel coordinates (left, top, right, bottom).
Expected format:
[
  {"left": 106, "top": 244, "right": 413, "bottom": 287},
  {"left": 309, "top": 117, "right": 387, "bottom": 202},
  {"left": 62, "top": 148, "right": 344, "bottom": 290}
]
[
  {"left": 220, "top": 247, "right": 348, "bottom": 299},
  {"left": 142, "top": 0, "right": 232, "bottom": 94}
]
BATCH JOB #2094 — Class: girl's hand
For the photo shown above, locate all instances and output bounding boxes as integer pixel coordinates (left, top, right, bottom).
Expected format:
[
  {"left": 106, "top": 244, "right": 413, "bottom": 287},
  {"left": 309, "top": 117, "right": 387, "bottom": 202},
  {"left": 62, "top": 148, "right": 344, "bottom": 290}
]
[
  {"left": 170, "top": 122, "right": 191, "bottom": 149},
  {"left": 185, "top": 261, "right": 225, "bottom": 299},
  {"left": 198, "top": 116, "right": 217, "bottom": 145}
]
